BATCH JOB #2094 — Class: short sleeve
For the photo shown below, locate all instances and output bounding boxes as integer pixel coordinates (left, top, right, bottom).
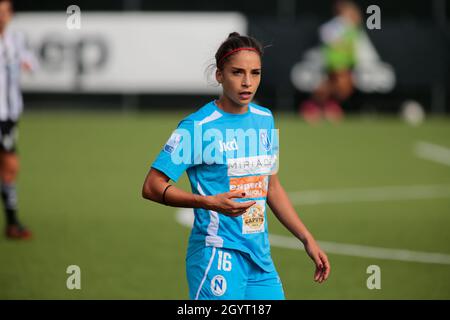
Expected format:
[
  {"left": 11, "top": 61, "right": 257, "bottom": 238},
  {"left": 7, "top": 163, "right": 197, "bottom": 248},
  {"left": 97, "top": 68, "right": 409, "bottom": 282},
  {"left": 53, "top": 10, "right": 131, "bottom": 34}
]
[
  {"left": 151, "top": 119, "right": 196, "bottom": 182},
  {"left": 269, "top": 115, "right": 279, "bottom": 174}
]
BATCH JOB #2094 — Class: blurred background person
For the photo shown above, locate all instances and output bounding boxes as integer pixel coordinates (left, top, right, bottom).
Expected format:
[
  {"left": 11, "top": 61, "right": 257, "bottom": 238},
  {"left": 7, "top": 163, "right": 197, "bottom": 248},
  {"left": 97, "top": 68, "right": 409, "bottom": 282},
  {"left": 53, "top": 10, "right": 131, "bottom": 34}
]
[
  {"left": 300, "top": 0, "right": 362, "bottom": 124},
  {"left": 0, "top": 0, "right": 36, "bottom": 239}
]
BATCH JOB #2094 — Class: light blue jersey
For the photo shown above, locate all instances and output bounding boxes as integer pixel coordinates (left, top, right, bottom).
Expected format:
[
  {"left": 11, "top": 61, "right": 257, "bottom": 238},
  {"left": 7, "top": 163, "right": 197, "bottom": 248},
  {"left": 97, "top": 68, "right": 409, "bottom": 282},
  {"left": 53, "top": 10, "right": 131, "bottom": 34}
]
[{"left": 151, "top": 100, "right": 279, "bottom": 273}]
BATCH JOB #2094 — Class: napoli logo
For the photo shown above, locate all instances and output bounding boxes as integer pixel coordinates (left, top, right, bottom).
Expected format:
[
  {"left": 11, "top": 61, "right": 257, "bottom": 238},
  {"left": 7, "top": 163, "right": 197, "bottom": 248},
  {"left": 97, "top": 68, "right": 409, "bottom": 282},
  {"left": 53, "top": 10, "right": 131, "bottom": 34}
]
[
  {"left": 210, "top": 275, "right": 227, "bottom": 296},
  {"left": 260, "top": 131, "right": 272, "bottom": 151}
]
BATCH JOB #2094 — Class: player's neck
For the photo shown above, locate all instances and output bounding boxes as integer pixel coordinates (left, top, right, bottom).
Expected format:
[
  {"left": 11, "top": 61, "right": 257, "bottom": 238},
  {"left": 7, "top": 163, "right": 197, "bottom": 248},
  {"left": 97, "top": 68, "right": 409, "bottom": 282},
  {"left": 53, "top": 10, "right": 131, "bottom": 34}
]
[{"left": 216, "top": 96, "right": 248, "bottom": 115}]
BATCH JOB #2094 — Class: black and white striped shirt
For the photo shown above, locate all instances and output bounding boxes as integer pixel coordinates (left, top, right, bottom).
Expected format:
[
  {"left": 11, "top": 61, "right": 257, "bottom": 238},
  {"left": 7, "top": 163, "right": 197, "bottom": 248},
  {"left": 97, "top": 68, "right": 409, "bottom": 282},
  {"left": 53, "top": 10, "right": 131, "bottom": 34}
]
[{"left": 0, "top": 28, "right": 36, "bottom": 121}]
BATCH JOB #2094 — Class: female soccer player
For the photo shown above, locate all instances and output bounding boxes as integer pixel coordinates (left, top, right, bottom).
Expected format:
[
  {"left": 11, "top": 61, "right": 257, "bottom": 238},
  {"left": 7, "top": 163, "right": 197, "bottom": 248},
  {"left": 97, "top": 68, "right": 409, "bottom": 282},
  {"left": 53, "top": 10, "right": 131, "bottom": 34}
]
[{"left": 142, "top": 32, "right": 330, "bottom": 299}]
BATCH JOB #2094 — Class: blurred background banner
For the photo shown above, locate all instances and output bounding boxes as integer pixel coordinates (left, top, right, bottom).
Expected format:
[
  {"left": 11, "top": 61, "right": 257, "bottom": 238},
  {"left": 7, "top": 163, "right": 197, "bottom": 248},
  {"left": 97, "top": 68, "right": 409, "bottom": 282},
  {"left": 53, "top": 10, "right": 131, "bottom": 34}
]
[
  {"left": 11, "top": 0, "right": 449, "bottom": 113},
  {"left": 12, "top": 12, "right": 246, "bottom": 93}
]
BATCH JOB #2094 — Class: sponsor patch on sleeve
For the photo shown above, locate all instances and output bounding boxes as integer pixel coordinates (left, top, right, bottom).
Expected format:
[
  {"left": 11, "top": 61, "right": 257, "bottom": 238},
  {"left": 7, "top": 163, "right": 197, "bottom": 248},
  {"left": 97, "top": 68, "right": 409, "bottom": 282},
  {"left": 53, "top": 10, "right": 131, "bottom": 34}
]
[{"left": 163, "top": 132, "right": 182, "bottom": 154}]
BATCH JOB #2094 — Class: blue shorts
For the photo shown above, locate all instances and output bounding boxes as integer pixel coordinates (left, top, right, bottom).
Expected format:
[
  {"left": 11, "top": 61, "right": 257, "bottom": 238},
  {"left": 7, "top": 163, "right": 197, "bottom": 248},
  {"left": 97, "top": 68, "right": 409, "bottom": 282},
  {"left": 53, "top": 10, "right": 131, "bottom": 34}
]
[{"left": 186, "top": 246, "right": 285, "bottom": 300}]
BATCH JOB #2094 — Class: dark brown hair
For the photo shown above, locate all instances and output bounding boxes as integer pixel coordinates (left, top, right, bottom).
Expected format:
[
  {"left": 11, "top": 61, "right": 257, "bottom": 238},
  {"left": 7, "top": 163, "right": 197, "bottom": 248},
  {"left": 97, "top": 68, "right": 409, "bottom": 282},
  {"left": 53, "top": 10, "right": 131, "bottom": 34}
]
[{"left": 215, "top": 32, "right": 263, "bottom": 70}]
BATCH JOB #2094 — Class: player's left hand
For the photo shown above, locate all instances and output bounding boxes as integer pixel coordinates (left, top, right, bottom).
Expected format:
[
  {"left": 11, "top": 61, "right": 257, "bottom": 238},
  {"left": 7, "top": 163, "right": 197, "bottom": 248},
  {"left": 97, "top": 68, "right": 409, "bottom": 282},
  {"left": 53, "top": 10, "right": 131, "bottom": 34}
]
[{"left": 304, "top": 240, "right": 330, "bottom": 284}]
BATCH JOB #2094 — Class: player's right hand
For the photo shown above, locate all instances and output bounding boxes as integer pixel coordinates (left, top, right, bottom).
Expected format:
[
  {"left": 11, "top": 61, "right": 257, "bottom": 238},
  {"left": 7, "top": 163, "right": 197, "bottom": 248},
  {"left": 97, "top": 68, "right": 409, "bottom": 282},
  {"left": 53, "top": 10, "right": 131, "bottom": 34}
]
[{"left": 205, "top": 192, "right": 255, "bottom": 217}]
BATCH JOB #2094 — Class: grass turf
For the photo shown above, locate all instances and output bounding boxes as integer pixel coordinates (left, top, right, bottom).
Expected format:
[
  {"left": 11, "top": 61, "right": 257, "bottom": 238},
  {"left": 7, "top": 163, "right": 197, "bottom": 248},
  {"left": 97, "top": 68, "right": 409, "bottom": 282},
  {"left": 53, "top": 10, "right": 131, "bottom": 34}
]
[{"left": 0, "top": 111, "right": 449, "bottom": 299}]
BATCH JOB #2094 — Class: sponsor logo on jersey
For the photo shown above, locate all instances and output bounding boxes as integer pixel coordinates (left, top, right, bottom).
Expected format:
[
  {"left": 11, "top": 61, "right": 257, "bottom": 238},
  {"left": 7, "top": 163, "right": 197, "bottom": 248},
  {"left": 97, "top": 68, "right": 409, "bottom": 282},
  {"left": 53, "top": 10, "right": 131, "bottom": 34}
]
[
  {"left": 219, "top": 138, "right": 238, "bottom": 152},
  {"left": 227, "top": 155, "right": 278, "bottom": 177},
  {"left": 229, "top": 175, "right": 268, "bottom": 198},
  {"left": 242, "top": 200, "right": 265, "bottom": 234}
]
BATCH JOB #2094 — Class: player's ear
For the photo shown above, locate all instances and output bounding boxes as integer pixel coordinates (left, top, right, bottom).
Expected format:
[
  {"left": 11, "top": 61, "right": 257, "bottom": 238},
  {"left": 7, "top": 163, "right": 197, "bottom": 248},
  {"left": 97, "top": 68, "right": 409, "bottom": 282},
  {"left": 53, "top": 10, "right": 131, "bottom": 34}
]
[{"left": 216, "top": 68, "right": 223, "bottom": 84}]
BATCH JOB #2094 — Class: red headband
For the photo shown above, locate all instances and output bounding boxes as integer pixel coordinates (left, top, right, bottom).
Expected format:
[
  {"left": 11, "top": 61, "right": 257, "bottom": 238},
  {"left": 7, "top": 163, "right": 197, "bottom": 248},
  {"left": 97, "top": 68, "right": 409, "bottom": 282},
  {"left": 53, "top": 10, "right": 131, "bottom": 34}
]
[{"left": 218, "top": 47, "right": 259, "bottom": 66}]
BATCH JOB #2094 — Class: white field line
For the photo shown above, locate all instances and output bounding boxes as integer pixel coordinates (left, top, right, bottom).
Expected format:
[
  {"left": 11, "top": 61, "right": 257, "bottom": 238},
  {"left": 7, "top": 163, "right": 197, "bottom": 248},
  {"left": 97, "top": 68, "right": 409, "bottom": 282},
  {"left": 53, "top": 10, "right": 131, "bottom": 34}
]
[
  {"left": 287, "top": 184, "right": 450, "bottom": 205},
  {"left": 415, "top": 141, "right": 450, "bottom": 167},
  {"left": 175, "top": 185, "right": 450, "bottom": 266},
  {"left": 269, "top": 234, "right": 450, "bottom": 265}
]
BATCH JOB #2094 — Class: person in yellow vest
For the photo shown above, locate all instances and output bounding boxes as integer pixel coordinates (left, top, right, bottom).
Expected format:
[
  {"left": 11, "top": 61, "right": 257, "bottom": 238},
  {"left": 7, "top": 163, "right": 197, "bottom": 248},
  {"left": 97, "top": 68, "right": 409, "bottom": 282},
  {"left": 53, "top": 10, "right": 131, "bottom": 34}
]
[{"left": 300, "top": 0, "right": 362, "bottom": 123}]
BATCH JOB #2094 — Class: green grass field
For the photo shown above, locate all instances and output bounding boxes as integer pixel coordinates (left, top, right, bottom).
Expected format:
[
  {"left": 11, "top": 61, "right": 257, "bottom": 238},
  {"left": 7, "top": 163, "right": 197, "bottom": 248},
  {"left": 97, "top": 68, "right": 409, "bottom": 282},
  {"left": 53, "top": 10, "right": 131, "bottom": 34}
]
[{"left": 0, "top": 110, "right": 449, "bottom": 299}]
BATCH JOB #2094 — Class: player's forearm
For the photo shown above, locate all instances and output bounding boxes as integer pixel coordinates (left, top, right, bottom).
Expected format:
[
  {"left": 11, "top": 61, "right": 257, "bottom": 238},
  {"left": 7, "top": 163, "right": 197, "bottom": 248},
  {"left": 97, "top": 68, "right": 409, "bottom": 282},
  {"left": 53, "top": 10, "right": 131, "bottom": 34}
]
[
  {"left": 267, "top": 178, "right": 315, "bottom": 245},
  {"left": 143, "top": 181, "right": 208, "bottom": 209},
  {"left": 161, "top": 185, "right": 212, "bottom": 209}
]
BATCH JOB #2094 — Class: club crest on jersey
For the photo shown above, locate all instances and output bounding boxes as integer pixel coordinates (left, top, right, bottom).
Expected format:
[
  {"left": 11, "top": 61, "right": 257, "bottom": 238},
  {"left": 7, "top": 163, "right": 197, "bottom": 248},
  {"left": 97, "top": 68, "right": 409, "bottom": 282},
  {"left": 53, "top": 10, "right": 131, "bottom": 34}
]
[
  {"left": 211, "top": 275, "right": 227, "bottom": 296},
  {"left": 260, "top": 130, "right": 272, "bottom": 151},
  {"left": 164, "top": 132, "right": 182, "bottom": 154}
]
